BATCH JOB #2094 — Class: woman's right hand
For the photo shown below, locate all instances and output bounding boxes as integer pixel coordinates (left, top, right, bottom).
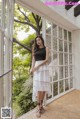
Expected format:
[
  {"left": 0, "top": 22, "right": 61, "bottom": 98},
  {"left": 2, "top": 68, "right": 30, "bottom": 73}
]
[
  {"left": 30, "top": 68, "right": 34, "bottom": 74},
  {"left": 30, "top": 65, "right": 39, "bottom": 74}
]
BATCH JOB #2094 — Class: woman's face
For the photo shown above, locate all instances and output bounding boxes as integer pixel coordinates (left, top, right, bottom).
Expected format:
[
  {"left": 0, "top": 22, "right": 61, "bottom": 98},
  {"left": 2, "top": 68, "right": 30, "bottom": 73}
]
[{"left": 36, "top": 37, "right": 43, "bottom": 46}]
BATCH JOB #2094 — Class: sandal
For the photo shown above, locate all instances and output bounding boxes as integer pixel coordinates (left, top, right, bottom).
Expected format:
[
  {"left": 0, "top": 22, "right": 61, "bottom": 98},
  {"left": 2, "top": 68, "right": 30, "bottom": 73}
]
[
  {"left": 40, "top": 100, "right": 45, "bottom": 114},
  {"left": 36, "top": 102, "right": 41, "bottom": 118},
  {"left": 40, "top": 106, "right": 45, "bottom": 113}
]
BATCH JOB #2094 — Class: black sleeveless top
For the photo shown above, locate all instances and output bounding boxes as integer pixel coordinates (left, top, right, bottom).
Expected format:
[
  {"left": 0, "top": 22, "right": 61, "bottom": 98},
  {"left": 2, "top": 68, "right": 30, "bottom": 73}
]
[{"left": 34, "top": 46, "right": 46, "bottom": 61}]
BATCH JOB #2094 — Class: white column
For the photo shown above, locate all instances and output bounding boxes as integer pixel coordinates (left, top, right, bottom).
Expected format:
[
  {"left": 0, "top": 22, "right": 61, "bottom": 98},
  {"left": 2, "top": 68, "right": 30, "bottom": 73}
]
[
  {"left": 42, "top": 17, "right": 46, "bottom": 44},
  {"left": 42, "top": 17, "right": 47, "bottom": 105},
  {"left": 72, "top": 30, "right": 80, "bottom": 90}
]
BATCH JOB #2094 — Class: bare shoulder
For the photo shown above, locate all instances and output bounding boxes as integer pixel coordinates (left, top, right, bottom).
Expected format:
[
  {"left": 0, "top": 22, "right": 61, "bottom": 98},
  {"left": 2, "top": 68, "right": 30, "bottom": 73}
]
[
  {"left": 46, "top": 46, "right": 49, "bottom": 52},
  {"left": 46, "top": 46, "right": 49, "bottom": 50}
]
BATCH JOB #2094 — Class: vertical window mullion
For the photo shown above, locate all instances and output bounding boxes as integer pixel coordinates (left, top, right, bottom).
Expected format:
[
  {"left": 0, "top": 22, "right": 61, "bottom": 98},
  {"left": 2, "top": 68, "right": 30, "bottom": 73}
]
[
  {"left": 57, "top": 26, "right": 59, "bottom": 95},
  {"left": 67, "top": 31, "right": 70, "bottom": 89},
  {"left": 63, "top": 29, "right": 65, "bottom": 92},
  {"left": 51, "top": 22, "right": 53, "bottom": 98}
]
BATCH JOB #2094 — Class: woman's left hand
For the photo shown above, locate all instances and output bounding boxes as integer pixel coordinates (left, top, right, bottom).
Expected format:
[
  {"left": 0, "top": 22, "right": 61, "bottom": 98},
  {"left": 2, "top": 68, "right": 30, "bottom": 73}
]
[{"left": 33, "top": 66, "right": 40, "bottom": 72}]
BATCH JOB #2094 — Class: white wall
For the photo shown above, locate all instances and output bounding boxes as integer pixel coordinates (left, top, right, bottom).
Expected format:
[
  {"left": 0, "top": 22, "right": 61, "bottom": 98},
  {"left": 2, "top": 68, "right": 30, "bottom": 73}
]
[
  {"left": 40, "top": 0, "right": 80, "bottom": 29},
  {"left": 72, "top": 30, "right": 80, "bottom": 90}
]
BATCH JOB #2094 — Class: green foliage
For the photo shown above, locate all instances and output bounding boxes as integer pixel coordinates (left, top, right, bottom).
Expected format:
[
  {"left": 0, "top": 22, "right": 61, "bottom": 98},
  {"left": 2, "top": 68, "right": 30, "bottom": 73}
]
[
  {"left": 16, "top": 89, "right": 36, "bottom": 117},
  {"left": 13, "top": 34, "right": 36, "bottom": 118},
  {"left": 13, "top": 3, "right": 42, "bottom": 118},
  {"left": 12, "top": 76, "right": 27, "bottom": 101},
  {"left": 14, "top": 3, "right": 42, "bottom": 36},
  {"left": 17, "top": 34, "right": 36, "bottom": 55},
  {"left": 14, "top": 4, "right": 30, "bottom": 33},
  {"left": 13, "top": 75, "right": 37, "bottom": 118}
]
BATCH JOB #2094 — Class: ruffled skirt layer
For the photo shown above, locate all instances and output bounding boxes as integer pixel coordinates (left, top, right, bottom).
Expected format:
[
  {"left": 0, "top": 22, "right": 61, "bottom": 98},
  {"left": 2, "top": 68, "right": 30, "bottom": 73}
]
[{"left": 32, "top": 60, "right": 51, "bottom": 102}]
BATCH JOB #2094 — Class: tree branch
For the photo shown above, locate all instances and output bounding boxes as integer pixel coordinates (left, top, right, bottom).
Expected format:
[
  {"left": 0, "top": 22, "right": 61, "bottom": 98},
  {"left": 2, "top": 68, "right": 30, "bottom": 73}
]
[
  {"left": 13, "top": 38, "right": 32, "bottom": 52},
  {"left": 14, "top": 19, "right": 38, "bottom": 32},
  {"left": 40, "top": 21, "right": 42, "bottom": 29},
  {"left": 32, "top": 13, "right": 39, "bottom": 29},
  {"left": 32, "top": 12, "right": 36, "bottom": 21},
  {"left": 18, "top": 6, "right": 30, "bottom": 22}
]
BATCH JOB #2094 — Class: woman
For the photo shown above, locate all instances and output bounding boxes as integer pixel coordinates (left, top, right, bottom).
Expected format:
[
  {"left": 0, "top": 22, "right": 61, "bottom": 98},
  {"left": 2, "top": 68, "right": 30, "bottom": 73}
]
[{"left": 30, "top": 35, "right": 51, "bottom": 117}]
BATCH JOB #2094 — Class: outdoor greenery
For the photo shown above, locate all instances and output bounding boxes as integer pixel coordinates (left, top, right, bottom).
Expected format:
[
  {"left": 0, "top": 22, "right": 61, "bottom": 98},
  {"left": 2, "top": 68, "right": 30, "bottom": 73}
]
[{"left": 13, "top": 3, "right": 42, "bottom": 118}]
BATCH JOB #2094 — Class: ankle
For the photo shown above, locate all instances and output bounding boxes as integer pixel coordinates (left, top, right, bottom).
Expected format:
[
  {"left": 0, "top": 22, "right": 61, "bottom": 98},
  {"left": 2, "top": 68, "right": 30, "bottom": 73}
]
[{"left": 40, "top": 100, "right": 43, "bottom": 107}]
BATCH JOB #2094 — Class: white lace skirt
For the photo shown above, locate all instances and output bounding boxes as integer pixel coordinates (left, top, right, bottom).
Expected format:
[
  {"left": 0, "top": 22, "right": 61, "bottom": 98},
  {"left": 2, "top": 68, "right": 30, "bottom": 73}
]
[{"left": 32, "top": 60, "right": 51, "bottom": 102}]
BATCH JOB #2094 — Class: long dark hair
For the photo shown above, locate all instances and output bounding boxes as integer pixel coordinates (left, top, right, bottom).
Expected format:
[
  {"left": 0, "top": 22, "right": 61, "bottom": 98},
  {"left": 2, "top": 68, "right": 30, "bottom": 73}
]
[{"left": 34, "top": 35, "right": 45, "bottom": 51}]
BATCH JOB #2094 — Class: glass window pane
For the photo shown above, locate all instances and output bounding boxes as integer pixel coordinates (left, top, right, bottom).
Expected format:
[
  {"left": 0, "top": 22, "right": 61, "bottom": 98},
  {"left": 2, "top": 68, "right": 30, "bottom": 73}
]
[
  {"left": 65, "top": 66, "right": 68, "bottom": 78},
  {"left": 53, "top": 67, "right": 58, "bottom": 81},
  {"left": 69, "top": 65, "right": 73, "bottom": 77},
  {"left": 64, "top": 29, "right": 67, "bottom": 40},
  {"left": 64, "top": 41, "right": 68, "bottom": 52},
  {"left": 46, "top": 20, "right": 51, "bottom": 35},
  {"left": 64, "top": 54, "right": 68, "bottom": 65},
  {"left": 65, "top": 79, "right": 69, "bottom": 91},
  {"left": 53, "top": 82, "right": 58, "bottom": 96},
  {"left": 53, "top": 37, "right": 57, "bottom": 51},
  {"left": 52, "top": 24, "right": 57, "bottom": 37},
  {"left": 5, "top": 0, "right": 11, "bottom": 35},
  {"left": 49, "top": 67, "right": 53, "bottom": 80},
  {"left": 68, "top": 31, "right": 72, "bottom": 42},
  {"left": 70, "top": 78, "right": 73, "bottom": 88},
  {"left": 69, "top": 43, "right": 72, "bottom": 53},
  {"left": 59, "top": 40, "right": 63, "bottom": 51},
  {"left": 59, "top": 80, "right": 64, "bottom": 93},
  {"left": 59, "top": 27, "right": 62, "bottom": 39},
  {"left": 46, "top": 35, "right": 51, "bottom": 49},
  {"left": 69, "top": 54, "right": 72, "bottom": 64},
  {"left": 49, "top": 66, "right": 58, "bottom": 81},
  {"left": 47, "top": 83, "right": 52, "bottom": 100},
  {"left": 59, "top": 53, "right": 63, "bottom": 65},
  {"left": 53, "top": 52, "right": 58, "bottom": 65},
  {"left": 59, "top": 66, "right": 63, "bottom": 79},
  {"left": 5, "top": 1, "right": 8, "bottom": 30}
]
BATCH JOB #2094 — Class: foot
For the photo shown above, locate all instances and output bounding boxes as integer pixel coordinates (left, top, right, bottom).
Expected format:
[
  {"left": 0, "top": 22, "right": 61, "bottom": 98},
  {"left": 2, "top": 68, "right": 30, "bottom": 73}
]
[
  {"left": 40, "top": 106, "right": 45, "bottom": 114},
  {"left": 36, "top": 108, "right": 41, "bottom": 118},
  {"left": 40, "top": 100, "right": 45, "bottom": 114},
  {"left": 36, "top": 102, "right": 41, "bottom": 118}
]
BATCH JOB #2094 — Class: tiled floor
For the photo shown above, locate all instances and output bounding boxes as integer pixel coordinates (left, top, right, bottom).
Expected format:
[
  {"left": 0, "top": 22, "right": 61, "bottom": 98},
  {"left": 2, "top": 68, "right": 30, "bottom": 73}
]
[{"left": 17, "top": 90, "right": 80, "bottom": 119}]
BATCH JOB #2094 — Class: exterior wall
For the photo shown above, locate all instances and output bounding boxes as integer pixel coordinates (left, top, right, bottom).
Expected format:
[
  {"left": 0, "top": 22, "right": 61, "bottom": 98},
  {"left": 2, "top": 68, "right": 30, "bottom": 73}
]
[
  {"left": 40, "top": 0, "right": 80, "bottom": 28},
  {"left": 72, "top": 30, "right": 80, "bottom": 90}
]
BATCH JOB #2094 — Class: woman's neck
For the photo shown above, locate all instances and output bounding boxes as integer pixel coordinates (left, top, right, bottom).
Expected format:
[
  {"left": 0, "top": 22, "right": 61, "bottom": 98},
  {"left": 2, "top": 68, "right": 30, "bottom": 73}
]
[{"left": 39, "top": 45, "right": 44, "bottom": 49}]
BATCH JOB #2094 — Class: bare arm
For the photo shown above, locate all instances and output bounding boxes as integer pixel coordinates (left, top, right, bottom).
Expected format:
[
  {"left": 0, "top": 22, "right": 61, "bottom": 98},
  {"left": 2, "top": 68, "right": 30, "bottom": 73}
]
[
  {"left": 30, "top": 47, "right": 35, "bottom": 74},
  {"left": 31, "top": 55, "right": 35, "bottom": 69}
]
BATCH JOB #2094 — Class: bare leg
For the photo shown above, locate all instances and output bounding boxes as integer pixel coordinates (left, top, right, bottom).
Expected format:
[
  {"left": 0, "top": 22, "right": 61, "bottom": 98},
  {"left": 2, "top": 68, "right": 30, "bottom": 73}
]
[
  {"left": 37, "top": 91, "right": 46, "bottom": 114},
  {"left": 42, "top": 91, "right": 45, "bottom": 101},
  {"left": 37, "top": 91, "right": 42, "bottom": 103},
  {"left": 36, "top": 91, "right": 42, "bottom": 117},
  {"left": 41, "top": 91, "right": 45, "bottom": 107},
  {"left": 36, "top": 91, "right": 46, "bottom": 117}
]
